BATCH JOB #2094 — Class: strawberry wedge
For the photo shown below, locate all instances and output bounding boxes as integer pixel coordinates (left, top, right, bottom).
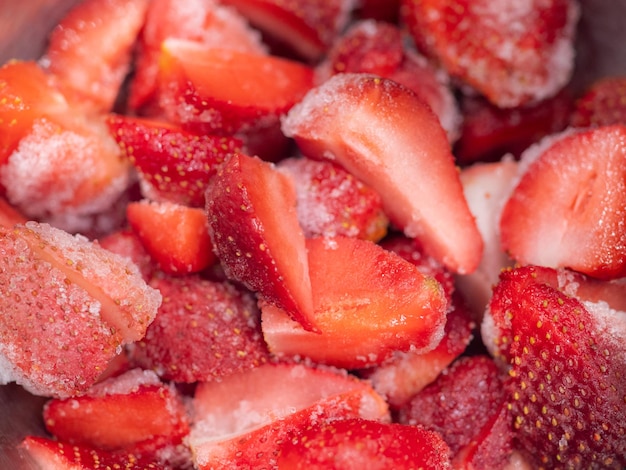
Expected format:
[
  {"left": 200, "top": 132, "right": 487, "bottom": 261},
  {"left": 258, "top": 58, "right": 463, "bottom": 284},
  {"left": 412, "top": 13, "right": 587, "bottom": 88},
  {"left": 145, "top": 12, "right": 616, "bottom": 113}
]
[{"left": 282, "top": 73, "right": 483, "bottom": 274}]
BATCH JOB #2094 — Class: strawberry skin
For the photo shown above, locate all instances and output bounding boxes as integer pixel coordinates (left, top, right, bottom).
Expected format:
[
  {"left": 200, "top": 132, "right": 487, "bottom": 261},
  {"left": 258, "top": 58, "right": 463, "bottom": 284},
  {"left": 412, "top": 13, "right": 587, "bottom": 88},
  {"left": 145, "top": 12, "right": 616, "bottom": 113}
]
[
  {"left": 485, "top": 265, "right": 626, "bottom": 469},
  {"left": 570, "top": 76, "right": 626, "bottom": 128},
  {"left": 500, "top": 125, "right": 626, "bottom": 280},
  {"left": 282, "top": 73, "right": 483, "bottom": 274}
]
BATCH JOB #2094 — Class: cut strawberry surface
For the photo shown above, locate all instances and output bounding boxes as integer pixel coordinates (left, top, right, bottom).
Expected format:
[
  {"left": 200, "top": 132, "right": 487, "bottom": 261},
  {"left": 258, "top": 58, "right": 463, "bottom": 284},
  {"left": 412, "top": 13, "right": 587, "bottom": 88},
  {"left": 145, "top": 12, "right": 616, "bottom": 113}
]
[
  {"left": 400, "top": 0, "right": 579, "bottom": 108},
  {"left": 0, "top": 222, "right": 161, "bottom": 397},
  {"left": 277, "top": 156, "right": 389, "bottom": 242},
  {"left": 40, "top": 0, "right": 149, "bottom": 114},
  {"left": 107, "top": 114, "right": 244, "bottom": 207},
  {"left": 261, "top": 236, "right": 448, "bottom": 369},
  {"left": 500, "top": 125, "right": 626, "bottom": 280},
  {"left": 484, "top": 265, "right": 626, "bottom": 469},
  {"left": 282, "top": 73, "right": 483, "bottom": 274},
  {"left": 127, "top": 200, "right": 216, "bottom": 275},
  {"left": 131, "top": 274, "right": 269, "bottom": 383},
  {"left": 277, "top": 418, "right": 453, "bottom": 469},
  {"left": 189, "top": 362, "right": 389, "bottom": 469},
  {"left": 158, "top": 38, "right": 315, "bottom": 135},
  {"left": 219, "top": 0, "right": 355, "bottom": 61},
  {"left": 570, "top": 76, "right": 626, "bottom": 128},
  {"left": 205, "top": 153, "right": 315, "bottom": 331}
]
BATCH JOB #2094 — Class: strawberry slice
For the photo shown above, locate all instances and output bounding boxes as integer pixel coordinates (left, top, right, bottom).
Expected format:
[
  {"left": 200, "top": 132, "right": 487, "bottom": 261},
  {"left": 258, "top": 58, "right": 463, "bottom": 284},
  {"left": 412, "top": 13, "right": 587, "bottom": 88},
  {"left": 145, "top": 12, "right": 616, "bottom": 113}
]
[
  {"left": 261, "top": 236, "right": 448, "bottom": 369},
  {"left": 277, "top": 156, "right": 389, "bottom": 242},
  {"left": 219, "top": 0, "right": 354, "bottom": 61},
  {"left": 205, "top": 153, "right": 315, "bottom": 331},
  {"left": 21, "top": 436, "right": 168, "bottom": 470},
  {"left": 570, "top": 76, "right": 626, "bottom": 128},
  {"left": 400, "top": 0, "right": 579, "bottom": 108},
  {"left": 277, "top": 418, "right": 453, "bottom": 469},
  {"left": 484, "top": 265, "right": 626, "bottom": 468},
  {"left": 126, "top": 200, "right": 216, "bottom": 275},
  {"left": 130, "top": 0, "right": 266, "bottom": 112},
  {"left": 0, "top": 221, "right": 161, "bottom": 397},
  {"left": 500, "top": 125, "right": 626, "bottom": 280},
  {"left": 107, "top": 114, "right": 244, "bottom": 207},
  {"left": 188, "top": 362, "right": 390, "bottom": 469},
  {"left": 130, "top": 274, "right": 269, "bottom": 383},
  {"left": 40, "top": 0, "right": 149, "bottom": 114},
  {"left": 43, "top": 369, "right": 189, "bottom": 454},
  {"left": 282, "top": 73, "right": 483, "bottom": 274},
  {"left": 158, "top": 38, "right": 315, "bottom": 135}
]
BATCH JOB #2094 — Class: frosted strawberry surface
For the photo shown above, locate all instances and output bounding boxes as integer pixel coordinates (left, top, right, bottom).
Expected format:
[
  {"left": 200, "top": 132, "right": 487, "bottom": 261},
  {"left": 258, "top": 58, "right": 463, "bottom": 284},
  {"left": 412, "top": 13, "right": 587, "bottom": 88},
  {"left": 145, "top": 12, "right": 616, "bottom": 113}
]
[{"left": 0, "top": 0, "right": 625, "bottom": 469}]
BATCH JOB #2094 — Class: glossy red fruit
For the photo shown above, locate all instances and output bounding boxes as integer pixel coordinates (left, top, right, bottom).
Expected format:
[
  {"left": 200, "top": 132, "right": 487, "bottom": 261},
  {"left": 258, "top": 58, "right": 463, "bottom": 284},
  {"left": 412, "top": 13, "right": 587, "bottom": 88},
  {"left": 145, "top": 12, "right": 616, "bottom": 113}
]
[
  {"left": 282, "top": 73, "right": 482, "bottom": 274},
  {"left": 500, "top": 125, "right": 626, "bottom": 280},
  {"left": 131, "top": 274, "right": 269, "bottom": 383},
  {"left": 570, "top": 76, "right": 626, "bottom": 128},
  {"left": 205, "top": 153, "right": 315, "bottom": 331}
]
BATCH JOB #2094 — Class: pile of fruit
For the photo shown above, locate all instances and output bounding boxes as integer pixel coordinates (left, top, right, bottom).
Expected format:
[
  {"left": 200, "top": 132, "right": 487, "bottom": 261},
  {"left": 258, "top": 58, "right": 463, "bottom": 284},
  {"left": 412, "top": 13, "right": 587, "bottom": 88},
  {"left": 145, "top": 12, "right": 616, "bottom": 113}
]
[{"left": 0, "top": 0, "right": 624, "bottom": 468}]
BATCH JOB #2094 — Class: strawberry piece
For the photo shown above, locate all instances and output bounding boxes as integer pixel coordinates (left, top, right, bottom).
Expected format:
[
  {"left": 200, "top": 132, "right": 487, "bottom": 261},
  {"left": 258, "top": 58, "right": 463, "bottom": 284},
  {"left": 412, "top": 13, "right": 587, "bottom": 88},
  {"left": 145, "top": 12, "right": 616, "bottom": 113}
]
[
  {"left": 40, "top": 0, "right": 149, "bottom": 114},
  {"left": 98, "top": 228, "right": 155, "bottom": 281},
  {"left": 0, "top": 221, "right": 161, "bottom": 397},
  {"left": 277, "top": 157, "right": 389, "bottom": 242},
  {"left": 277, "top": 418, "right": 453, "bottom": 469},
  {"left": 261, "top": 236, "right": 448, "bottom": 369},
  {"left": 282, "top": 73, "right": 483, "bottom": 274},
  {"left": 130, "top": 274, "right": 269, "bottom": 383},
  {"left": 130, "top": 0, "right": 266, "bottom": 112},
  {"left": 401, "top": 0, "right": 579, "bottom": 108},
  {"left": 360, "top": 292, "right": 475, "bottom": 409},
  {"left": 0, "top": 196, "right": 27, "bottom": 228},
  {"left": 188, "top": 362, "right": 390, "bottom": 469},
  {"left": 484, "top": 265, "right": 626, "bottom": 468},
  {"left": 454, "top": 91, "right": 574, "bottom": 164},
  {"left": 43, "top": 369, "right": 189, "bottom": 453},
  {"left": 205, "top": 153, "right": 315, "bottom": 331},
  {"left": 398, "top": 355, "right": 513, "bottom": 468},
  {"left": 21, "top": 436, "right": 167, "bottom": 470},
  {"left": 570, "top": 76, "right": 626, "bottom": 128},
  {"left": 355, "top": 0, "right": 400, "bottom": 22},
  {"left": 500, "top": 125, "right": 626, "bottom": 280},
  {"left": 126, "top": 200, "right": 216, "bottom": 275},
  {"left": 158, "top": 38, "right": 315, "bottom": 135},
  {"left": 219, "top": 0, "right": 354, "bottom": 61},
  {"left": 107, "top": 114, "right": 244, "bottom": 207}
]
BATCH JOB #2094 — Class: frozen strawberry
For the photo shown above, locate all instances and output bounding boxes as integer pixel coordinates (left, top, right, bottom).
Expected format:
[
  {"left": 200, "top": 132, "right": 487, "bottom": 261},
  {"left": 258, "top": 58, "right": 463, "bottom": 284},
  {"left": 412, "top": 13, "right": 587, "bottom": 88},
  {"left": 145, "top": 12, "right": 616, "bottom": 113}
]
[
  {"left": 126, "top": 200, "right": 216, "bottom": 275},
  {"left": 130, "top": 274, "right": 269, "bottom": 383},
  {"left": 43, "top": 369, "right": 189, "bottom": 454},
  {"left": 130, "top": 0, "right": 266, "bottom": 112},
  {"left": 401, "top": 0, "right": 580, "bottom": 108},
  {"left": 277, "top": 157, "right": 389, "bottom": 241},
  {"left": 0, "top": 221, "right": 161, "bottom": 397},
  {"left": 500, "top": 125, "right": 626, "bottom": 280},
  {"left": 188, "top": 362, "right": 390, "bottom": 469},
  {"left": 219, "top": 0, "right": 355, "bottom": 61},
  {"left": 360, "top": 292, "right": 475, "bottom": 409},
  {"left": 98, "top": 228, "right": 155, "bottom": 281},
  {"left": 278, "top": 418, "right": 453, "bottom": 469},
  {"left": 205, "top": 153, "right": 315, "bottom": 331},
  {"left": 398, "top": 355, "right": 513, "bottom": 469},
  {"left": 40, "top": 0, "right": 149, "bottom": 114},
  {"left": 484, "top": 265, "right": 626, "bottom": 469},
  {"left": 158, "top": 38, "right": 315, "bottom": 135},
  {"left": 454, "top": 91, "right": 574, "bottom": 164},
  {"left": 107, "top": 115, "right": 244, "bottom": 207},
  {"left": 0, "top": 196, "right": 27, "bottom": 228},
  {"left": 570, "top": 76, "right": 626, "bottom": 128},
  {"left": 261, "top": 236, "right": 448, "bottom": 369},
  {"left": 21, "top": 436, "right": 168, "bottom": 470},
  {"left": 282, "top": 73, "right": 483, "bottom": 274},
  {"left": 354, "top": 0, "right": 400, "bottom": 22}
]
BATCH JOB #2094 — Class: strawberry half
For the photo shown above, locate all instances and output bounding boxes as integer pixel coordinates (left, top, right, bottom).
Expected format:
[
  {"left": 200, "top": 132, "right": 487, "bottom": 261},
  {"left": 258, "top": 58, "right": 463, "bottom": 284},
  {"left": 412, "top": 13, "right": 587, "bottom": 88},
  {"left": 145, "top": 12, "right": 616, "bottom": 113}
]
[
  {"left": 484, "top": 265, "right": 626, "bottom": 468},
  {"left": 282, "top": 73, "right": 483, "bottom": 274},
  {"left": 0, "top": 222, "right": 161, "bottom": 397},
  {"left": 205, "top": 153, "right": 315, "bottom": 331},
  {"left": 261, "top": 236, "right": 448, "bottom": 369},
  {"left": 570, "top": 76, "right": 626, "bottom": 128},
  {"left": 130, "top": 274, "right": 269, "bottom": 383},
  {"left": 107, "top": 114, "right": 244, "bottom": 207},
  {"left": 500, "top": 125, "right": 626, "bottom": 280}
]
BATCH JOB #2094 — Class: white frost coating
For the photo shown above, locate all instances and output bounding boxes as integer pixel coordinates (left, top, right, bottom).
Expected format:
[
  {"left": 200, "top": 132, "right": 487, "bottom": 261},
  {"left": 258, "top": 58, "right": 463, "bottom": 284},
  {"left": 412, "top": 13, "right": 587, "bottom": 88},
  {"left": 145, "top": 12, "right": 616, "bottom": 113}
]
[
  {"left": 0, "top": 348, "right": 19, "bottom": 385},
  {"left": 583, "top": 299, "right": 626, "bottom": 361},
  {"left": 89, "top": 368, "right": 162, "bottom": 397}
]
